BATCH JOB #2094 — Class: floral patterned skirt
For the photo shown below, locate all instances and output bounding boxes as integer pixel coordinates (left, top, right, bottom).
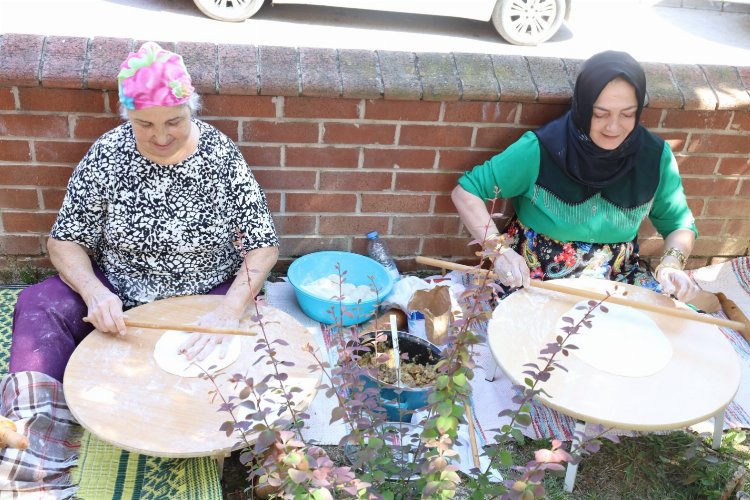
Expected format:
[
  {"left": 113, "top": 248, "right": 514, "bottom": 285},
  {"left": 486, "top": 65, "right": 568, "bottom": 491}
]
[{"left": 501, "top": 218, "right": 661, "bottom": 292}]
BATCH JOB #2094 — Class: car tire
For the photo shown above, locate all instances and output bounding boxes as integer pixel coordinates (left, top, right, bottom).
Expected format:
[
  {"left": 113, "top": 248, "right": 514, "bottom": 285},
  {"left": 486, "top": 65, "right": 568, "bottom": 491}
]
[
  {"left": 193, "top": 0, "right": 265, "bottom": 22},
  {"left": 491, "top": 0, "right": 566, "bottom": 46}
]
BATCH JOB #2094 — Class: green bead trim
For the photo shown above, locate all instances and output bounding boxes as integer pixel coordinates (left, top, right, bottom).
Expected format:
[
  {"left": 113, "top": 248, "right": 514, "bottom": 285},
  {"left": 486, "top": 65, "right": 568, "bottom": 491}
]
[{"left": 531, "top": 184, "right": 653, "bottom": 230}]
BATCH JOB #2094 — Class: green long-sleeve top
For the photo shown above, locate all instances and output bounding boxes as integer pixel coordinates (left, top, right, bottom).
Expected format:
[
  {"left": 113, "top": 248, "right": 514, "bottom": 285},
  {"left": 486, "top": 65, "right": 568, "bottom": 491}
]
[{"left": 458, "top": 131, "right": 697, "bottom": 244}]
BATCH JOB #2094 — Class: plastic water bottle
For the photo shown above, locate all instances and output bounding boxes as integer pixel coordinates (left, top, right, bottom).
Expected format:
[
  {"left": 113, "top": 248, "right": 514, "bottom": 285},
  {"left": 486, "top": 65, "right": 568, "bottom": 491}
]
[{"left": 366, "top": 231, "right": 400, "bottom": 282}]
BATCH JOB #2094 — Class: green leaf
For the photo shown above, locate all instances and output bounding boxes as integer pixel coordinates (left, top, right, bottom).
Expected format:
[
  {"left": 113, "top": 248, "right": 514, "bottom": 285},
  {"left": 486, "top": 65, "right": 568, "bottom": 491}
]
[
  {"left": 516, "top": 413, "right": 532, "bottom": 426},
  {"left": 510, "top": 428, "right": 525, "bottom": 444},
  {"left": 436, "top": 415, "right": 458, "bottom": 434},
  {"left": 437, "top": 401, "right": 454, "bottom": 417},
  {"left": 499, "top": 449, "right": 514, "bottom": 467},
  {"left": 366, "top": 437, "right": 384, "bottom": 450},
  {"left": 311, "top": 488, "right": 334, "bottom": 500},
  {"left": 452, "top": 372, "right": 468, "bottom": 387},
  {"left": 452, "top": 404, "right": 465, "bottom": 418},
  {"left": 283, "top": 451, "right": 303, "bottom": 466},
  {"left": 422, "top": 427, "right": 439, "bottom": 439},
  {"left": 423, "top": 481, "right": 441, "bottom": 496},
  {"left": 428, "top": 391, "right": 447, "bottom": 404}
]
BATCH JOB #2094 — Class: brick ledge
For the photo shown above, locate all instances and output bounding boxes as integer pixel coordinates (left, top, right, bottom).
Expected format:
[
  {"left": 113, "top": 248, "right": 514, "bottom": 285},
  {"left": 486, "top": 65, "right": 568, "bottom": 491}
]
[{"left": 1, "top": 33, "right": 750, "bottom": 111}]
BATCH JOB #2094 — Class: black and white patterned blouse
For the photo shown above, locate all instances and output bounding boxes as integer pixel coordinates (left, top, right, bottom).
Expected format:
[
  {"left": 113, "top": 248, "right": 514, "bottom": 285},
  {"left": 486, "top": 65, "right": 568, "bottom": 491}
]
[{"left": 51, "top": 120, "right": 279, "bottom": 308}]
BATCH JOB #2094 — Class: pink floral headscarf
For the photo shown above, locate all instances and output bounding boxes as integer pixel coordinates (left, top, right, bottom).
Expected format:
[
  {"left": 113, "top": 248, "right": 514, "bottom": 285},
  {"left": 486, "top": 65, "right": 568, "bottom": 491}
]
[{"left": 117, "top": 42, "right": 194, "bottom": 110}]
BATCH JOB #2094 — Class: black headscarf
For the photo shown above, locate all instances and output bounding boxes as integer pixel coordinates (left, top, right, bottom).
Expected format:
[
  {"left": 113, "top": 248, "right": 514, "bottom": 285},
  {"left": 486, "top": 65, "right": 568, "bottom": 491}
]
[{"left": 534, "top": 51, "right": 647, "bottom": 189}]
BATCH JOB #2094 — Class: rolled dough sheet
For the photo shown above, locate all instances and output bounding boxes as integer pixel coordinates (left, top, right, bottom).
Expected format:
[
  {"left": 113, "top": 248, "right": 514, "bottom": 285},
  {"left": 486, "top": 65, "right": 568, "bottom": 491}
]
[
  {"left": 153, "top": 330, "right": 242, "bottom": 377},
  {"left": 556, "top": 300, "right": 673, "bottom": 377}
]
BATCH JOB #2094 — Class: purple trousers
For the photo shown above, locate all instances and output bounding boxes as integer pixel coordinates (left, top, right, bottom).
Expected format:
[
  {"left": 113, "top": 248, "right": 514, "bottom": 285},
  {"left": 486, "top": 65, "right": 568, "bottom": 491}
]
[{"left": 10, "top": 263, "right": 233, "bottom": 382}]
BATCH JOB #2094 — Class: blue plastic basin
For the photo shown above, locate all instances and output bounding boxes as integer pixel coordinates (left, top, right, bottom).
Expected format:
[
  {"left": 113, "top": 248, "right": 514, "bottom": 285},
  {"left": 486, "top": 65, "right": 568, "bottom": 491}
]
[{"left": 287, "top": 251, "right": 395, "bottom": 326}]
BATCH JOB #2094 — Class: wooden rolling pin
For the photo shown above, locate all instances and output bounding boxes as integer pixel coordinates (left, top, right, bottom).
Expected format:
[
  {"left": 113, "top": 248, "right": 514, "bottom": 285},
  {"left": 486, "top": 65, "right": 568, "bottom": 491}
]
[
  {"left": 82, "top": 317, "right": 258, "bottom": 337},
  {"left": 415, "top": 256, "right": 749, "bottom": 334},
  {"left": 716, "top": 293, "right": 750, "bottom": 344},
  {"left": 688, "top": 290, "right": 721, "bottom": 314}
]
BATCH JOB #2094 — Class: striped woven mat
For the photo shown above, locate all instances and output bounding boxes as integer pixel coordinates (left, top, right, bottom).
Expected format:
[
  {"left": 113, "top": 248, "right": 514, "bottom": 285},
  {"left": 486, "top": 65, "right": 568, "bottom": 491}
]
[{"left": 0, "top": 288, "right": 223, "bottom": 500}]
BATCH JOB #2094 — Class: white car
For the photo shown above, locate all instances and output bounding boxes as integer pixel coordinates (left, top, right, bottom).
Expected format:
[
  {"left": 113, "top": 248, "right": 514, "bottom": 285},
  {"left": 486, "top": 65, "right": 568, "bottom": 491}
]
[{"left": 193, "top": 0, "right": 572, "bottom": 46}]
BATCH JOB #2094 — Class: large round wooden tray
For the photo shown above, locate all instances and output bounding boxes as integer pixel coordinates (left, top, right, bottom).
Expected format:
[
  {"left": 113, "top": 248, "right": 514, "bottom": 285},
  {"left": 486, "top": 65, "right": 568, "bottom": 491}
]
[
  {"left": 64, "top": 295, "right": 321, "bottom": 458},
  {"left": 487, "top": 277, "right": 741, "bottom": 431}
]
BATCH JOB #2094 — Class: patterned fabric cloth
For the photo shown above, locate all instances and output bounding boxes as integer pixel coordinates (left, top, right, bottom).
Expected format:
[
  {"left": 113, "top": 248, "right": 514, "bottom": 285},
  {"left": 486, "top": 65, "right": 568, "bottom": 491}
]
[
  {"left": 0, "top": 371, "right": 82, "bottom": 499},
  {"left": 50, "top": 119, "right": 278, "bottom": 308},
  {"left": 503, "top": 217, "right": 661, "bottom": 290}
]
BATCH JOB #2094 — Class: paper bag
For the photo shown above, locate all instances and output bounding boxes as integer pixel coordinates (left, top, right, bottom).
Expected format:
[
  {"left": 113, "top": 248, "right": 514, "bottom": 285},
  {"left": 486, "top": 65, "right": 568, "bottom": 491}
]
[{"left": 407, "top": 286, "right": 453, "bottom": 346}]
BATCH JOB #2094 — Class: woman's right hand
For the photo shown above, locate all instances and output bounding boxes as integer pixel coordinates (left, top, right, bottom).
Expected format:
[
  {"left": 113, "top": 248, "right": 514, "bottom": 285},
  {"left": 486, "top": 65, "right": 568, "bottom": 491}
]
[
  {"left": 47, "top": 238, "right": 128, "bottom": 336},
  {"left": 85, "top": 289, "right": 126, "bottom": 336},
  {"left": 493, "top": 248, "right": 531, "bottom": 289}
]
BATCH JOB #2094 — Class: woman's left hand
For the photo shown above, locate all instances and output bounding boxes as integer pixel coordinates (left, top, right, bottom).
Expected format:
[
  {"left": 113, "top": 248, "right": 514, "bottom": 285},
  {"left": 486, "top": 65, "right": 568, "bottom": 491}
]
[
  {"left": 656, "top": 267, "right": 700, "bottom": 303},
  {"left": 178, "top": 308, "right": 240, "bottom": 361}
]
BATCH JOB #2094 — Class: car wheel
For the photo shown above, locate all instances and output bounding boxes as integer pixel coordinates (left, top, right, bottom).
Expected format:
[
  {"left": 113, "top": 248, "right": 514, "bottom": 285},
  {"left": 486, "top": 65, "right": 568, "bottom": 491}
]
[
  {"left": 491, "top": 0, "right": 566, "bottom": 46},
  {"left": 193, "top": 0, "right": 265, "bottom": 22}
]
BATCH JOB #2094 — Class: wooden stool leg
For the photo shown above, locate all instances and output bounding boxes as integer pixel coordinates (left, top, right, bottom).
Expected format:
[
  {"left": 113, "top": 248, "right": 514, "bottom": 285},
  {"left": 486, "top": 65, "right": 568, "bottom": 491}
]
[
  {"left": 564, "top": 421, "right": 586, "bottom": 493},
  {"left": 214, "top": 453, "right": 226, "bottom": 479},
  {"left": 564, "top": 459, "right": 579, "bottom": 493},
  {"left": 712, "top": 410, "right": 725, "bottom": 449},
  {"left": 485, "top": 356, "right": 498, "bottom": 381}
]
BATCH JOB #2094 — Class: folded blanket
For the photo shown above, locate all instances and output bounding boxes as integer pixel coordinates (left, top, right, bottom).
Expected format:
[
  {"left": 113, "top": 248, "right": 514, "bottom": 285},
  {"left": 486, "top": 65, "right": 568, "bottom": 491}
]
[{"left": 0, "top": 371, "right": 82, "bottom": 499}]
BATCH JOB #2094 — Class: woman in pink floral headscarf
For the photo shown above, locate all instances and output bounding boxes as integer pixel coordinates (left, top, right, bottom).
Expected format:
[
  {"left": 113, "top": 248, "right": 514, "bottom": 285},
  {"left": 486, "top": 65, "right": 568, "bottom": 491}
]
[{"left": 10, "top": 42, "right": 279, "bottom": 382}]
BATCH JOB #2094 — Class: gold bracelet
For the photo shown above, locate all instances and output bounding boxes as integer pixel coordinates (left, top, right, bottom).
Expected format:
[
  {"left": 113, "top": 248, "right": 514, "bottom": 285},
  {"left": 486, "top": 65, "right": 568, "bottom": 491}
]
[{"left": 662, "top": 247, "right": 686, "bottom": 268}]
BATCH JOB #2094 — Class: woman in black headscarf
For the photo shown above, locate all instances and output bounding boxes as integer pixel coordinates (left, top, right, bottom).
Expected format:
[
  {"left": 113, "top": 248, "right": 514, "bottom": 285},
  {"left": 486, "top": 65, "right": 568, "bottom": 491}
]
[{"left": 452, "top": 50, "right": 699, "bottom": 302}]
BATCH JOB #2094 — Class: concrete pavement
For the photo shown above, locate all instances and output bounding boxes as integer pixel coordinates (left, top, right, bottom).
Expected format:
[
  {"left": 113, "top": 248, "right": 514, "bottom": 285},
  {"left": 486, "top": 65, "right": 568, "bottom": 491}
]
[{"left": 0, "top": 0, "right": 749, "bottom": 66}]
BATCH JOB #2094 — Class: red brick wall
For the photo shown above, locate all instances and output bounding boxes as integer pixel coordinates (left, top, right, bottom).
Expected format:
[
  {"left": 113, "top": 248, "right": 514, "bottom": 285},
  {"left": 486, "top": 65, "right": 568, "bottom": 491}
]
[{"left": 1, "top": 34, "right": 749, "bottom": 274}]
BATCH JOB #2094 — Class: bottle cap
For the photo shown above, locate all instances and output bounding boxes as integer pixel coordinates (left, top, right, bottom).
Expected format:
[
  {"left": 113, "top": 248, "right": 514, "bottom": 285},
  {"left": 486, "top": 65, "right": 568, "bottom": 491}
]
[{"left": 366, "top": 231, "right": 379, "bottom": 239}]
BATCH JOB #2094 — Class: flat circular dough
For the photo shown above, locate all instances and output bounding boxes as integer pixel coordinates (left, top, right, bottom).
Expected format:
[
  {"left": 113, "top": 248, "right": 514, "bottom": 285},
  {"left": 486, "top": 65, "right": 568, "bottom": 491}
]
[
  {"left": 556, "top": 301, "right": 673, "bottom": 377},
  {"left": 153, "top": 330, "right": 242, "bottom": 377}
]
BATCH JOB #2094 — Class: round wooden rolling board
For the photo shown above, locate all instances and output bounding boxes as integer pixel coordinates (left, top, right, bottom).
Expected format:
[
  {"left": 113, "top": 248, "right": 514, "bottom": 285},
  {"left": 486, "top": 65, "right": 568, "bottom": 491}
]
[
  {"left": 64, "top": 295, "right": 322, "bottom": 458},
  {"left": 487, "top": 277, "right": 741, "bottom": 431}
]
